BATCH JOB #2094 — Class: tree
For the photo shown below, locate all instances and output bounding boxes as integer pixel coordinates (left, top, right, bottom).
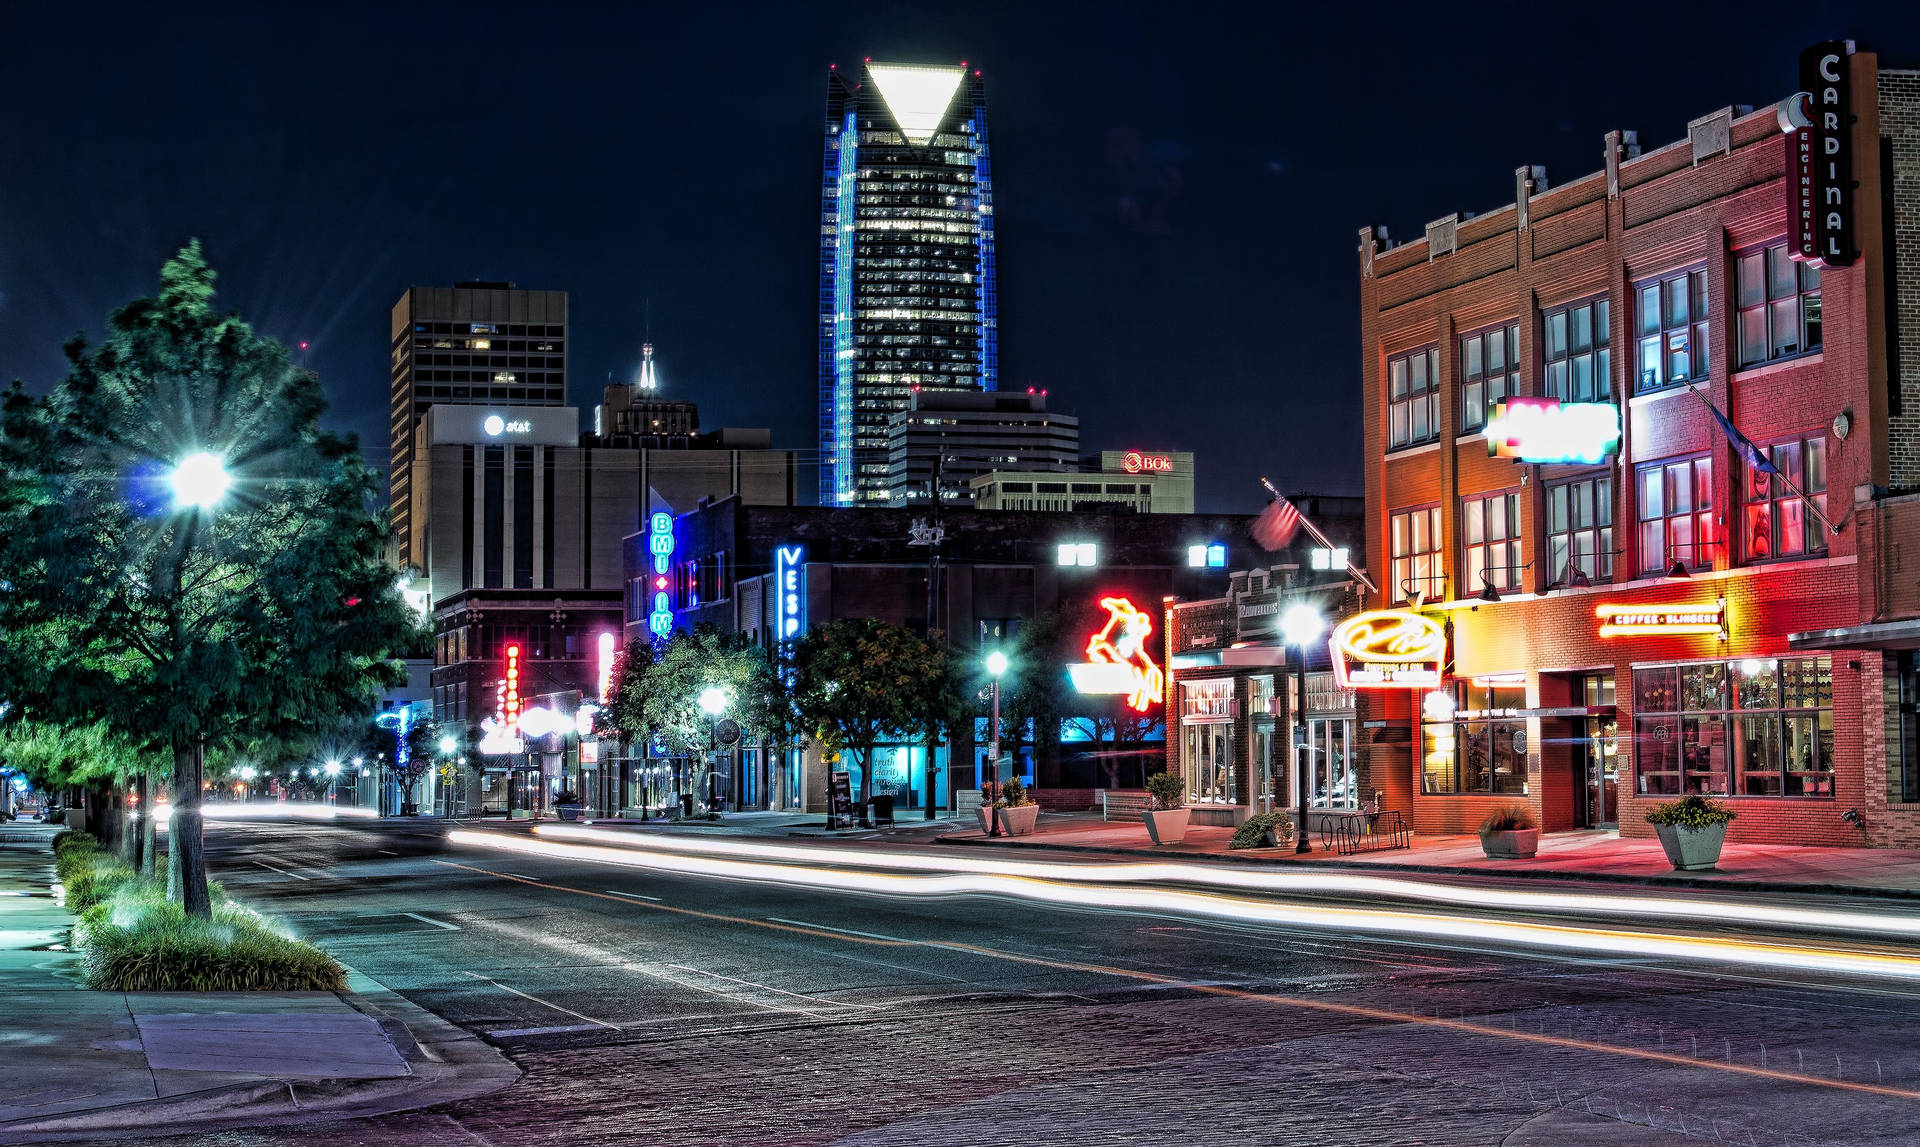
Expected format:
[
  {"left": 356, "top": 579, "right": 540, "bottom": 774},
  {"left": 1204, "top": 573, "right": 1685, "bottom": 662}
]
[
  {"left": 999, "top": 610, "right": 1074, "bottom": 787},
  {"left": 0, "top": 243, "right": 418, "bottom": 916},
  {"left": 793, "top": 619, "right": 954, "bottom": 809},
  {"left": 608, "top": 626, "right": 787, "bottom": 805}
]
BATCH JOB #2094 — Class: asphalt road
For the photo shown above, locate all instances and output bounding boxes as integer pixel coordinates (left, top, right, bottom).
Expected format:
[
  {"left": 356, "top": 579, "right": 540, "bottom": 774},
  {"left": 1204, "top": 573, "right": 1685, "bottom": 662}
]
[{"left": 140, "top": 819, "right": 1920, "bottom": 1146}]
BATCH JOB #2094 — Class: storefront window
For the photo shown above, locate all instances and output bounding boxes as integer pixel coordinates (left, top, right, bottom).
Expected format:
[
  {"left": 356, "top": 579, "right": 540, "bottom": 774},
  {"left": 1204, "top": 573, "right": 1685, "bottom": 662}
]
[
  {"left": 1306, "top": 718, "right": 1356, "bottom": 807},
  {"left": 1185, "top": 723, "right": 1234, "bottom": 804},
  {"left": 1631, "top": 657, "right": 1832, "bottom": 796},
  {"left": 1422, "top": 682, "right": 1528, "bottom": 794}
]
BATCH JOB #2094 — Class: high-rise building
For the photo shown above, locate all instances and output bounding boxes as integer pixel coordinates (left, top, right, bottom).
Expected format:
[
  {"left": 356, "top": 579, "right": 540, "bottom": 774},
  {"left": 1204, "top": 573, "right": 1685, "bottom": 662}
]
[
  {"left": 390, "top": 283, "right": 568, "bottom": 571},
  {"left": 593, "top": 344, "right": 700, "bottom": 444},
  {"left": 820, "top": 60, "right": 996, "bottom": 506},
  {"left": 887, "top": 389, "right": 1077, "bottom": 507}
]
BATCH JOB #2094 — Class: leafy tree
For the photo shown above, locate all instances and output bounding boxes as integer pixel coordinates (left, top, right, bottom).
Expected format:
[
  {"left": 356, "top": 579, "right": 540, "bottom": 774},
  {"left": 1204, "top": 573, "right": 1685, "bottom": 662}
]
[
  {"left": 998, "top": 609, "right": 1072, "bottom": 784},
  {"left": 793, "top": 618, "right": 954, "bottom": 809},
  {"left": 608, "top": 626, "right": 789, "bottom": 804},
  {"left": 0, "top": 243, "right": 418, "bottom": 916}
]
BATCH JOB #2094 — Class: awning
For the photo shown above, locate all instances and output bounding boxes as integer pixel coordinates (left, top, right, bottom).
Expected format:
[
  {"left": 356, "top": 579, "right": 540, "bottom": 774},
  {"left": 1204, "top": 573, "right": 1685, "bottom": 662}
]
[{"left": 1788, "top": 619, "right": 1920, "bottom": 651}]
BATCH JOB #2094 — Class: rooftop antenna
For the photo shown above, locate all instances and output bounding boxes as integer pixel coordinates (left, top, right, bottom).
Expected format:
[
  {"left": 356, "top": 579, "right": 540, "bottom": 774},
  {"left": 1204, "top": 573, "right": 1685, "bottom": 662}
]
[{"left": 636, "top": 299, "right": 659, "bottom": 393}]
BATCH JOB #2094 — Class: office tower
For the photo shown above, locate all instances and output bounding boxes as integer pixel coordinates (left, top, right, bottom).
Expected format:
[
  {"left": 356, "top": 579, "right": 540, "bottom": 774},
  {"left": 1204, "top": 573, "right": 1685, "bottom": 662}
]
[
  {"left": 593, "top": 344, "right": 700, "bottom": 444},
  {"left": 820, "top": 60, "right": 996, "bottom": 506},
  {"left": 390, "top": 283, "right": 568, "bottom": 570},
  {"left": 887, "top": 389, "right": 1078, "bottom": 507}
]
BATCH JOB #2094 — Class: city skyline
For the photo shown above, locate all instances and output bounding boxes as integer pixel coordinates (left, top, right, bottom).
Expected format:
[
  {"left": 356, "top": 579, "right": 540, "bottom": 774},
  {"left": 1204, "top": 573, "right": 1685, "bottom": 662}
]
[{"left": 5, "top": 4, "right": 1919, "bottom": 513}]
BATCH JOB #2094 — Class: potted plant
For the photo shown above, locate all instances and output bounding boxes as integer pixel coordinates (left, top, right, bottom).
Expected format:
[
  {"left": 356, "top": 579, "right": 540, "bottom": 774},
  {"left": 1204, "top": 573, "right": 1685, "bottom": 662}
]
[
  {"left": 1229, "top": 811, "right": 1293, "bottom": 850},
  {"left": 554, "top": 790, "right": 583, "bottom": 822},
  {"left": 1142, "top": 772, "right": 1189, "bottom": 845},
  {"left": 994, "top": 778, "right": 1039, "bottom": 836},
  {"left": 1478, "top": 802, "right": 1539, "bottom": 859},
  {"left": 976, "top": 782, "right": 998, "bottom": 834},
  {"left": 1646, "top": 794, "right": 1736, "bottom": 870}
]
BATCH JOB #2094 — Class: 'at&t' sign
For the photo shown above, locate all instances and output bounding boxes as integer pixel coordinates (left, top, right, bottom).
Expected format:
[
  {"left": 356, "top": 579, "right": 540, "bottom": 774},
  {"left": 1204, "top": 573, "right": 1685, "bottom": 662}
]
[{"left": 1122, "top": 451, "right": 1174, "bottom": 474}]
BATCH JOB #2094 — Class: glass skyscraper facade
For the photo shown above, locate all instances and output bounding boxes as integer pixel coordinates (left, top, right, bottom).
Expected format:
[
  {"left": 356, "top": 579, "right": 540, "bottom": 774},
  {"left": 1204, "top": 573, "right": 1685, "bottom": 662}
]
[{"left": 820, "top": 60, "right": 997, "bottom": 506}]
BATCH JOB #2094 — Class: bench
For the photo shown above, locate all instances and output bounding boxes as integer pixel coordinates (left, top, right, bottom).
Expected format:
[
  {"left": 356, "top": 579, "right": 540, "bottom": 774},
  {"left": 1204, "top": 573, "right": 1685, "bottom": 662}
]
[{"left": 1100, "top": 790, "right": 1150, "bottom": 823}]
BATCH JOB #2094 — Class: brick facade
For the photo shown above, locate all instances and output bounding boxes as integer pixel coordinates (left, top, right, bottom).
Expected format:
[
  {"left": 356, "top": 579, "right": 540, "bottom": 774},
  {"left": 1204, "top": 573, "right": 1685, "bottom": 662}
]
[{"left": 1360, "top": 52, "right": 1920, "bottom": 847}]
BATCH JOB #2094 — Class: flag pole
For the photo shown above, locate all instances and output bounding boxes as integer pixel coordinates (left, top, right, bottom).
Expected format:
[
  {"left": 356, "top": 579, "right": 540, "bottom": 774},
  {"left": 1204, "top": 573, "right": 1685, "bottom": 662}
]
[
  {"left": 1685, "top": 386, "right": 1841, "bottom": 536},
  {"left": 1259, "top": 477, "right": 1378, "bottom": 594}
]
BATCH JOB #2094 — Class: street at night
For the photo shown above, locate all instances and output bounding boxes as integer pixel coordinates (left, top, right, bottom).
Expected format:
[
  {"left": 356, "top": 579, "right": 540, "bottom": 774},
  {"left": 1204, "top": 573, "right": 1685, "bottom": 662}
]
[{"left": 105, "top": 818, "right": 1920, "bottom": 1146}]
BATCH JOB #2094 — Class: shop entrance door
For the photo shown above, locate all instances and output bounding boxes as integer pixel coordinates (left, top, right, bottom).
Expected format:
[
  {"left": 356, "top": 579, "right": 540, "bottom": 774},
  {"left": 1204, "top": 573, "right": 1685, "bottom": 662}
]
[{"left": 1579, "top": 717, "right": 1619, "bottom": 829}]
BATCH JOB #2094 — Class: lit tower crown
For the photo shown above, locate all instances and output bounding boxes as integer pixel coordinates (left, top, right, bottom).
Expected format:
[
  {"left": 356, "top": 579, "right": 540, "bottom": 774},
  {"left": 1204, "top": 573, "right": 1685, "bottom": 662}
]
[{"left": 637, "top": 343, "right": 659, "bottom": 393}]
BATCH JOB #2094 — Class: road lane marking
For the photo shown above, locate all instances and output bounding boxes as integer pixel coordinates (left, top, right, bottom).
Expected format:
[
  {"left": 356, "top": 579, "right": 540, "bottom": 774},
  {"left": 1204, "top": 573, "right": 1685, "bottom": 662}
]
[
  {"left": 377, "top": 849, "right": 399, "bottom": 856},
  {"left": 402, "top": 912, "right": 460, "bottom": 931},
  {"left": 252, "top": 860, "right": 310, "bottom": 881},
  {"left": 435, "top": 854, "right": 1920, "bottom": 1104},
  {"left": 662, "top": 963, "right": 884, "bottom": 1011},
  {"left": 487, "top": 1023, "right": 607, "bottom": 1038},
  {"left": 603, "top": 889, "right": 663, "bottom": 901},
  {"left": 460, "top": 970, "right": 613, "bottom": 1029},
  {"left": 766, "top": 917, "right": 912, "bottom": 944}
]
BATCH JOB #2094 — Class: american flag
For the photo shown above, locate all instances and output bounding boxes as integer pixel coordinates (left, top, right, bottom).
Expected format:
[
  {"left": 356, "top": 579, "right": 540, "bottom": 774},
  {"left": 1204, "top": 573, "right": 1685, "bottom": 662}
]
[{"left": 1252, "top": 496, "right": 1303, "bottom": 551}]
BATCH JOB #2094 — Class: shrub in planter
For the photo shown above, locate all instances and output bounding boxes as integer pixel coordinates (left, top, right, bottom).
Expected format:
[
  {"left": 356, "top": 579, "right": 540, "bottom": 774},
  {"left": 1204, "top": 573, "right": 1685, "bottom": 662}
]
[
  {"left": 1645, "top": 795, "right": 1736, "bottom": 870},
  {"left": 1142, "top": 772, "right": 1190, "bottom": 845},
  {"left": 1229, "top": 812, "right": 1294, "bottom": 850},
  {"left": 554, "top": 790, "right": 583, "bottom": 821},
  {"left": 77, "top": 894, "right": 347, "bottom": 993},
  {"left": 993, "top": 779, "right": 1038, "bottom": 836},
  {"left": 1478, "top": 803, "right": 1539, "bottom": 860}
]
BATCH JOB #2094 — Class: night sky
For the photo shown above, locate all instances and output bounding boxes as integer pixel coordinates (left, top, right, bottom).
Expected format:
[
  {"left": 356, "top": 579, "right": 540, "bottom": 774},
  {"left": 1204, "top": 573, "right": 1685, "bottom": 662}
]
[{"left": 4, "top": 3, "right": 1915, "bottom": 512}]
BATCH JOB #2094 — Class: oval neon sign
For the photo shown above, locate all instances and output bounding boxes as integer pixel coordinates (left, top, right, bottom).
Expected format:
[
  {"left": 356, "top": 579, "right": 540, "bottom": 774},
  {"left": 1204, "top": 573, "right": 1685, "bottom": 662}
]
[{"left": 1329, "top": 609, "right": 1446, "bottom": 690}]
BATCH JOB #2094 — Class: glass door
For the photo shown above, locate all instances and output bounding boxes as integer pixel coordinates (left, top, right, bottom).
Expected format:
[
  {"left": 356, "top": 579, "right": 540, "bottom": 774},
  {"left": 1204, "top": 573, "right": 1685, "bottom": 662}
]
[{"left": 1581, "top": 717, "right": 1619, "bottom": 828}]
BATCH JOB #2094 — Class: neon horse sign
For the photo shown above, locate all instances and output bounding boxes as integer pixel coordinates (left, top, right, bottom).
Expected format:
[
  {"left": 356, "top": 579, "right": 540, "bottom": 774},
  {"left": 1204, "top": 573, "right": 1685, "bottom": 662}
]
[{"left": 1072, "top": 596, "right": 1164, "bottom": 713}]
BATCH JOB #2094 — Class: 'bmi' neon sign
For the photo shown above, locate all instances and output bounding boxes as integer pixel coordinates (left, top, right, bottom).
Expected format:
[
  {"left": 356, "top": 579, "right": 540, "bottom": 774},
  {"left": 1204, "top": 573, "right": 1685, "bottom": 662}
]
[
  {"left": 648, "top": 511, "right": 675, "bottom": 637},
  {"left": 1069, "top": 596, "right": 1164, "bottom": 712}
]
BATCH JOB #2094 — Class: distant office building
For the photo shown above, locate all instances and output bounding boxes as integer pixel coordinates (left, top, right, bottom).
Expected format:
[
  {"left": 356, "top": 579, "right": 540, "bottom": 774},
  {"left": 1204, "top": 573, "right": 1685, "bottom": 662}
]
[
  {"left": 594, "top": 343, "right": 700, "bottom": 444},
  {"left": 821, "top": 60, "right": 996, "bottom": 506},
  {"left": 971, "top": 450, "right": 1196, "bottom": 514},
  {"left": 887, "top": 389, "right": 1077, "bottom": 507},
  {"left": 390, "top": 283, "right": 568, "bottom": 570}
]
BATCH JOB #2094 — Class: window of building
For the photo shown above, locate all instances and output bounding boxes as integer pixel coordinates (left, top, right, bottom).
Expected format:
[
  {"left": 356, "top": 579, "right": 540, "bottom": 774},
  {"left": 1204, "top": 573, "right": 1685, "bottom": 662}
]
[
  {"left": 1388, "top": 345, "right": 1441, "bottom": 450},
  {"left": 1896, "top": 652, "right": 1920, "bottom": 805},
  {"left": 1546, "top": 473, "right": 1614, "bottom": 586},
  {"left": 1422, "top": 681, "right": 1528, "bottom": 794},
  {"left": 1306, "top": 718, "right": 1356, "bottom": 808},
  {"left": 1462, "top": 490, "right": 1522, "bottom": 594},
  {"left": 1635, "top": 455, "right": 1717, "bottom": 574},
  {"left": 1390, "top": 505, "right": 1444, "bottom": 602},
  {"left": 1631, "top": 658, "right": 1833, "bottom": 796},
  {"left": 1736, "top": 242, "right": 1822, "bottom": 367},
  {"left": 1460, "top": 322, "right": 1520, "bottom": 434},
  {"left": 1635, "top": 268, "right": 1709, "bottom": 393},
  {"left": 1543, "top": 296, "right": 1610, "bottom": 403},
  {"left": 1741, "top": 435, "right": 1829, "bottom": 562}
]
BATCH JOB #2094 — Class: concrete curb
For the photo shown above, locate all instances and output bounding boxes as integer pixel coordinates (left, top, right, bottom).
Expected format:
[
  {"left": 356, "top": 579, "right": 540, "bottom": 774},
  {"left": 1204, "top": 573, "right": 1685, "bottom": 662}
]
[{"left": 931, "top": 833, "right": 1920, "bottom": 902}]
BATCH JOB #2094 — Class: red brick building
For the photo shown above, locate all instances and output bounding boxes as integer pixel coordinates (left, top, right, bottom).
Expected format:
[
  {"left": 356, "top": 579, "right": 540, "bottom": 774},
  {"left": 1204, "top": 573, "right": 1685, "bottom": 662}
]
[{"left": 1359, "top": 46, "right": 1920, "bottom": 846}]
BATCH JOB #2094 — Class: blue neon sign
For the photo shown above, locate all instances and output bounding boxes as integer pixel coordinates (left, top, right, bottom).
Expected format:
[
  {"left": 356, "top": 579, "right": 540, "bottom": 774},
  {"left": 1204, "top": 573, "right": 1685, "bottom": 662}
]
[
  {"left": 775, "top": 544, "right": 805, "bottom": 640},
  {"left": 648, "top": 511, "right": 675, "bottom": 636}
]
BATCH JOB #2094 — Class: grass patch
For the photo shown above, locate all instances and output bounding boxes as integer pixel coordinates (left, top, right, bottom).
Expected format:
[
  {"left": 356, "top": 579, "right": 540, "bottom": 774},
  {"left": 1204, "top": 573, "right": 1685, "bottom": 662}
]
[{"left": 55, "top": 847, "right": 345, "bottom": 993}]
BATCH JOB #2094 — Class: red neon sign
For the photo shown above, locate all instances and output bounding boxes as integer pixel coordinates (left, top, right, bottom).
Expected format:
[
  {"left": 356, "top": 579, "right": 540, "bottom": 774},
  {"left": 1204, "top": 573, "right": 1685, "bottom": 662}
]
[
  {"left": 1069, "top": 596, "right": 1164, "bottom": 713},
  {"left": 1122, "top": 451, "right": 1174, "bottom": 474}
]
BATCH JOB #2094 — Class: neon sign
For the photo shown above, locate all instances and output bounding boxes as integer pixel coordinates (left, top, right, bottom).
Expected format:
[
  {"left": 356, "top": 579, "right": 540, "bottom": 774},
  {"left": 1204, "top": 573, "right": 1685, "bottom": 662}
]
[
  {"left": 502, "top": 643, "right": 522, "bottom": 730},
  {"left": 483, "top": 414, "right": 532, "bottom": 436},
  {"left": 1595, "top": 598, "right": 1728, "bottom": 639},
  {"left": 648, "top": 511, "right": 675, "bottom": 636},
  {"left": 1122, "top": 451, "right": 1174, "bottom": 474},
  {"left": 1329, "top": 609, "right": 1446, "bottom": 689},
  {"left": 1485, "top": 397, "right": 1620, "bottom": 465},
  {"left": 1068, "top": 596, "right": 1163, "bottom": 713},
  {"left": 776, "top": 545, "right": 805, "bottom": 639},
  {"left": 597, "top": 632, "right": 617, "bottom": 702}
]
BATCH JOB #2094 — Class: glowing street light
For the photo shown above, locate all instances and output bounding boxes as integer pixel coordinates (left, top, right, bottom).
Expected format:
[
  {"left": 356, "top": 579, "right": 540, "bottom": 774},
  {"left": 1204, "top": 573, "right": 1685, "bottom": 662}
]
[
  {"left": 1279, "top": 603, "right": 1326, "bottom": 853},
  {"left": 439, "top": 735, "right": 458, "bottom": 756},
  {"left": 697, "top": 687, "right": 729, "bottom": 717},
  {"left": 168, "top": 452, "right": 231, "bottom": 511}
]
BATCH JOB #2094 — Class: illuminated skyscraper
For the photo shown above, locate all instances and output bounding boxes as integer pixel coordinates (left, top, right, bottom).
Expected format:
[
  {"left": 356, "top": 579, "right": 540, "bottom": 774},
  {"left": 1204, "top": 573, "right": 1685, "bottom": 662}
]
[{"left": 820, "top": 60, "right": 996, "bottom": 506}]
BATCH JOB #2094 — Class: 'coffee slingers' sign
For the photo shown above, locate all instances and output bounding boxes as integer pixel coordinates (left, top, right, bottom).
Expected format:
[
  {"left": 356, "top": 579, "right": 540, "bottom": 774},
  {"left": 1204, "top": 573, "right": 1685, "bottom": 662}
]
[{"left": 1784, "top": 40, "right": 1856, "bottom": 267}]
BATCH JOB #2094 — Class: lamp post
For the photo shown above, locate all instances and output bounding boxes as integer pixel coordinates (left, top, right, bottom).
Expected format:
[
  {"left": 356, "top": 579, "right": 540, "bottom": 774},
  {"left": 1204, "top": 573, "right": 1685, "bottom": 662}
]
[
  {"left": 324, "top": 759, "right": 341, "bottom": 805},
  {"left": 985, "top": 650, "right": 1007, "bottom": 837},
  {"left": 1280, "top": 604, "right": 1326, "bottom": 855},
  {"left": 698, "top": 687, "right": 728, "bottom": 820}
]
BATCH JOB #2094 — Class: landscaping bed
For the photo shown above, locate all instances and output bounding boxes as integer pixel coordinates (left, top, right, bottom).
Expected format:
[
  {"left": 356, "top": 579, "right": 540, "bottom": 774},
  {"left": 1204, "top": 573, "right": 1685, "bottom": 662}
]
[{"left": 52, "top": 831, "right": 346, "bottom": 992}]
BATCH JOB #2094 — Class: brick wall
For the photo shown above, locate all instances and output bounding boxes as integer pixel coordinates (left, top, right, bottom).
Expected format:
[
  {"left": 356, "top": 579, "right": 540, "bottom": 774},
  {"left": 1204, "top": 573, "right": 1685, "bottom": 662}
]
[{"left": 1882, "top": 71, "right": 1920, "bottom": 486}]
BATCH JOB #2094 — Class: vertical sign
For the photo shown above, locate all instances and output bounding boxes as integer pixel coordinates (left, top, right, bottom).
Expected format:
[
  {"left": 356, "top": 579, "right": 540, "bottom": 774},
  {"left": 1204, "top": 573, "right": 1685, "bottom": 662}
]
[
  {"left": 1790, "top": 40, "right": 1856, "bottom": 267},
  {"left": 647, "top": 511, "right": 675, "bottom": 636},
  {"left": 596, "top": 631, "right": 617, "bottom": 701},
  {"left": 775, "top": 545, "right": 806, "bottom": 640},
  {"left": 502, "top": 644, "right": 522, "bottom": 730}
]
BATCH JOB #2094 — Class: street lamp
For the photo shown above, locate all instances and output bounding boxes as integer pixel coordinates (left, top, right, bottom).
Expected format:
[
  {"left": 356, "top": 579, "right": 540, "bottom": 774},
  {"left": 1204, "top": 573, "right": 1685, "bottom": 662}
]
[
  {"left": 1280, "top": 603, "right": 1326, "bottom": 855},
  {"left": 168, "top": 452, "right": 231, "bottom": 511},
  {"left": 985, "top": 650, "right": 1008, "bottom": 837},
  {"left": 324, "top": 759, "right": 341, "bottom": 804},
  {"left": 698, "top": 687, "right": 728, "bottom": 820}
]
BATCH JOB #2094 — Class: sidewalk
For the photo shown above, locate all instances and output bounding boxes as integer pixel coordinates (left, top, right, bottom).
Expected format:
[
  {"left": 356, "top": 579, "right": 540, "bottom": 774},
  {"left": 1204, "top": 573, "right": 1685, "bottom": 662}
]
[
  {"left": 934, "top": 813, "right": 1920, "bottom": 900},
  {"left": 0, "top": 828, "right": 517, "bottom": 1143}
]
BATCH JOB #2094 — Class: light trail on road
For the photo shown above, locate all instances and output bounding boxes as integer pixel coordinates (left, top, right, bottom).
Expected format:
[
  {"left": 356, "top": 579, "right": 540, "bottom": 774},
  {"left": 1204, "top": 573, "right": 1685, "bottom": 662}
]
[
  {"left": 451, "top": 829, "right": 1920, "bottom": 982},
  {"left": 530, "top": 823, "right": 1920, "bottom": 939}
]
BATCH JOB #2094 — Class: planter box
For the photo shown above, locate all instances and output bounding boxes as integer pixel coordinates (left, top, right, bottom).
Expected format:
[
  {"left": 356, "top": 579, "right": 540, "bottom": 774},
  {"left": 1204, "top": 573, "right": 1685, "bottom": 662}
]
[
  {"left": 996, "top": 804, "right": 1039, "bottom": 836},
  {"left": 1143, "top": 807, "right": 1190, "bottom": 845},
  {"left": 556, "top": 805, "right": 582, "bottom": 822},
  {"left": 977, "top": 806, "right": 994, "bottom": 835},
  {"left": 1480, "top": 828, "right": 1538, "bottom": 860},
  {"left": 1655, "top": 822, "right": 1727, "bottom": 871}
]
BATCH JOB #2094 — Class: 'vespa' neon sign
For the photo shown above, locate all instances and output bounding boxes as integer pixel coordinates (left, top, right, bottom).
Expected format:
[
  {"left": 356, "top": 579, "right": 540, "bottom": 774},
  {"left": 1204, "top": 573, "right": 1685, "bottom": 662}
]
[
  {"left": 775, "top": 545, "right": 805, "bottom": 640},
  {"left": 1329, "top": 610, "right": 1446, "bottom": 689},
  {"left": 1068, "top": 596, "right": 1164, "bottom": 713},
  {"left": 648, "top": 512, "right": 675, "bottom": 636}
]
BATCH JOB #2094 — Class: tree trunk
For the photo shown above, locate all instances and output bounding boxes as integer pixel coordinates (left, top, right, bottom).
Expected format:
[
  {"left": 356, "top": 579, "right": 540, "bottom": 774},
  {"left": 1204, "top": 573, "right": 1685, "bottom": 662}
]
[
  {"left": 171, "top": 739, "right": 211, "bottom": 918},
  {"left": 87, "top": 781, "right": 121, "bottom": 855},
  {"left": 138, "top": 767, "right": 158, "bottom": 875}
]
